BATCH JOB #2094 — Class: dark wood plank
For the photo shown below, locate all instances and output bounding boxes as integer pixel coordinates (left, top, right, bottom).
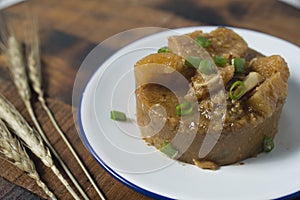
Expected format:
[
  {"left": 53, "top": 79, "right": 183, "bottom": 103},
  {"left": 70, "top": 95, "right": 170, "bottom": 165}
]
[
  {"left": 0, "top": 177, "right": 40, "bottom": 200},
  {"left": 0, "top": 82, "right": 150, "bottom": 200}
]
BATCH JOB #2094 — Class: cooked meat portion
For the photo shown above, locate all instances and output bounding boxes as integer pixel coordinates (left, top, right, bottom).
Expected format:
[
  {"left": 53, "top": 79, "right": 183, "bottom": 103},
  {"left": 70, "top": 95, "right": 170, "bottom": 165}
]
[
  {"left": 185, "top": 64, "right": 235, "bottom": 100},
  {"left": 135, "top": 53, "right": 196, "bottom": 85},
  {"left": 207, "top": 27, "right": 248, "bottom": 57},
  {"left": 168, "top": 34, "right": 212, "bottom": 60},
  {"left": 250, "top": 55, "right": 290, "bottom": 82},
  {"left": 170, "top": 28, "right": 250, "bottom": 101},
  {"left": 168, "top": 28, "right": 244, "bottom": 100},
  {"left": 135, "top": 52, "right": 185, "bottom": 72},
  {"left": 135, "top": 27, "right": 289, "bottom": 170},
  {"left": 185, "top": 28, "right": 249, "bottom": 58},
  {"left": 247, "top": 55, "right": 289, "bottom": 118},
  {"left": 248, "top": 72, "right": 288, "bottom": 118},
  {"left": 185, "top": 30, "right": 205, "bottom": 40},
  {"left": 136, "top": 84, "right": 180, "bottom": 140},
  {"left": 185, "top": 72, "right": 223, "bottom": 101},
  {"left": 218, "top": 65, "right": 235, "bottom": 84}
]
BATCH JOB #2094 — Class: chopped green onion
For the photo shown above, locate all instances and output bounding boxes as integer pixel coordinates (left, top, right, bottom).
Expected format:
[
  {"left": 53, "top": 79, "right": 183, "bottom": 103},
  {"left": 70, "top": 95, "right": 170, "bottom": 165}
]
[
  {"left": 198, "top": 59, "right": 213, "bottom": 75},
  {"left": 213, "top": 55, "right": 227, "bottom": 67},
  {"left": 110, "top": 110, "right": 127, "bottom": 121},
  {"left": 185, "top": 56, "right": 201, "bottom": 68},
  {"left": 263, "top": 136, "right": 274, "bottom": 152},
  {"left": 157, "top": 46, "right": 169, "bottom": 53},
  {"left": 231, "top": 58, "right": 246, "bottom": 74},
  {"left": 195, "top": 36, "right": 211, "bottom": 48},
  {"left": 160, "top": 141, "right": 178, "bottom": 158},
  {"left": 176, "top": 102, "right": 193, "bottom": 116},
  {"left": 162, "top": 141, "right": 169, "bottom": 148},
  {"left": 229, "top": 81, "right": 246, "bottom": 100}
]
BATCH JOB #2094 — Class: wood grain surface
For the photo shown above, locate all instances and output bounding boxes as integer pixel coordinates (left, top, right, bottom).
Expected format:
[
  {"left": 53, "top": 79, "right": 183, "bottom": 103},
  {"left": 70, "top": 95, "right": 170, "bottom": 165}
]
[{"left": 0, "top": 0, "right": 299, "bottom": 199}]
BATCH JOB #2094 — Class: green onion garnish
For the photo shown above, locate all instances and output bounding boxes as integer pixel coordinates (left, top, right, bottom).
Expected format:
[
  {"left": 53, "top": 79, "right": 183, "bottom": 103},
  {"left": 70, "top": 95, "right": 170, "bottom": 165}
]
[
  {"left": 195, "top": 36, "right": 211, "bottom": 48},
  {"left": 110, "top": 110, "right": 127, "bottom": 121},
  {"left": 231, "top": 58, "right": 246, "bottom": 74},
  {"left": 213, "top": 55, "right": 227, "bottom": 67},
  {"left": 198, "top": 59, "right": 213, "bottom": 75},
  {"left": 158, "top": 46, "right": 169, "bottom": 53},
  {"left": 263, "top": 136, "right": 274, "bottom": 152},
  {"left": 185, "top": 56, "right": 201, "bottom": 68},
  {"left": 229, "top": 81, "right": 246, "bottom": 100},
  {"left": 160, "top": 141, "right": 178, "bottom": 158},
  {"left": 176, "top": 102, "right": 193, "bottom": 116},
  {"left": 162, "top": 141, "right": 169, "bottom": 148}
]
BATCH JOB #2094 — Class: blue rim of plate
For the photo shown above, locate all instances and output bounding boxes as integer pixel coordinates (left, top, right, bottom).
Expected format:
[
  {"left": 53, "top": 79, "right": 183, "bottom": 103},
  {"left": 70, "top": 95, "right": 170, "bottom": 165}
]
[{"left": 77, "top": 26, "right": 300, "bottom": 200}]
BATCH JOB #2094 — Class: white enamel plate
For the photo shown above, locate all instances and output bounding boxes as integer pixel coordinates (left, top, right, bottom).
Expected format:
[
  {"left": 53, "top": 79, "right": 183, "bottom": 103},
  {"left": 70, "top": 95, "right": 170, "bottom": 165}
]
[{"left": 78, "top": 27, "right": 300, "bottom": 200}]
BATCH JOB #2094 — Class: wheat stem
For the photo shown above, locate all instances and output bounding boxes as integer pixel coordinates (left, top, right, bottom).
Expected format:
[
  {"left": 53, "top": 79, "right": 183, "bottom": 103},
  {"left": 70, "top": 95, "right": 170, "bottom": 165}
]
[
  {"left": 26, "top": 100, "right": 89, "bottom": 200},
  {"left": 4, "top": 35, "right": 81, "bottom": 200},
  {"left": 34, "top": 178, "right": 56, "bottom": 200},
  {"left": 25, "top": 19, "right": 91, "bottom": 200},
  {"left": 26, "top": 19, "right": 105, "bottom": 200},
  {"left": 0, "top": 94, "right": 80, "bottom": 200},
  {"left": 0, "top": 117, "right": 56, "bottom": 199},
  {"left": 40, "top": 98, "right": 106, "bottom": 200}
]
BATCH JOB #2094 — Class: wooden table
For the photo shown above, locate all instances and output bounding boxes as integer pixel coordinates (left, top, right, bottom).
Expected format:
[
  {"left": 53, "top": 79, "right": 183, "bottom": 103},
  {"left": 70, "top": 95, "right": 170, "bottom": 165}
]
[{"left": 0, "top": 0, "right": 299, "bottom": 199}]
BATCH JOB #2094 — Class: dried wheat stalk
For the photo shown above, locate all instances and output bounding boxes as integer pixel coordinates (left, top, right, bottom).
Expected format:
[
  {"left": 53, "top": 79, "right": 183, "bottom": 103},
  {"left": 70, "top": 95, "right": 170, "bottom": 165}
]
[
  {"left": 0, "top": 119, "right": 57, "bottom": 200},
  {"left": 0, "top": 20, "right": 81, "bottom": 198},
  {"left": 1, "top": 22, "right": 83, "bottom": 199},
  {"left": 9, "top": 18, "right": 91, "bottom": 200},
  {"left": 1, "top": 16, "right": 89, "bottom": 199},
  {"left": 0, "top": 94, "right": 81, "bottom": 200},
  {"left": 26, "top": 19, "right": 106, "bottom": 200}
]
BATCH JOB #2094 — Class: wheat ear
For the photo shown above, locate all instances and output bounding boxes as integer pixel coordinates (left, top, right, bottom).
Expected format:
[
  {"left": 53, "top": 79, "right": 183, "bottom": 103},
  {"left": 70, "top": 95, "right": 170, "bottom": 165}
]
[
  {"left": 26, "top": 20, "right": 106, "bottom": 200},
  {"left": 0, "top": 119, "right": 57, "bottom": 200},
  {"left": 20, "top": 18, "right": 90, "bottom": 200},
  {"left": 4, "top": 36, "right": 80, "bottom": 200},
  {"left": 0, "top": 94, "right": 81, "bottom": 200},
  {"left": 2, "top": 15, "right": 87, "bottom": 199}
]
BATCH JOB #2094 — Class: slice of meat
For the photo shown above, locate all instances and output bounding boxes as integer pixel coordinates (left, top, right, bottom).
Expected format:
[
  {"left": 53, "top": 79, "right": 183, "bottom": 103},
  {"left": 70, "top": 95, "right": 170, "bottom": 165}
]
[
  {"left": 250, "top": 55, "right": 290, "bottom": 82},
  {"left": 218, "top": 65, "right": 235, "bottom": 85},
  {"left": 168, "top": 33, "right": 229, "bottom": 100},
  {"left": 168, "top": 34, "right": 213, "bottom": 61},
  {"left": 169, "top": 28, "right": 249, "bottom": 101},
  {"left": 135, "top": 52, "right": 185, "bottom": 72},
  {"left": 134, "top": 52, "right": 195, "bottom": 89},
  {"left": 185, "top": 71, "right": 227, "bottom": 101},
  {"left": 185, "top": 30, "right": 206, "bottom": 39},
  {"left": 136, "top": 84, "right": 180, "bottom": 144},
  {"left": 242, "top": 72, "right": 264, "bottom": 95},
  {"left": 184, "top": 63, "right": 234, "bottom": 101},
  {"left": 185, "top": 73, "right": 215, "bottom": 100},
  {"left": 206, "top": 27, "right": 248, "bottom": 57},
  {"left": 183, "top": 28, "right": 248, "bottom": 58},
  {"left": 248, "top": 72, "right": 288, "bottom": 118}
]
